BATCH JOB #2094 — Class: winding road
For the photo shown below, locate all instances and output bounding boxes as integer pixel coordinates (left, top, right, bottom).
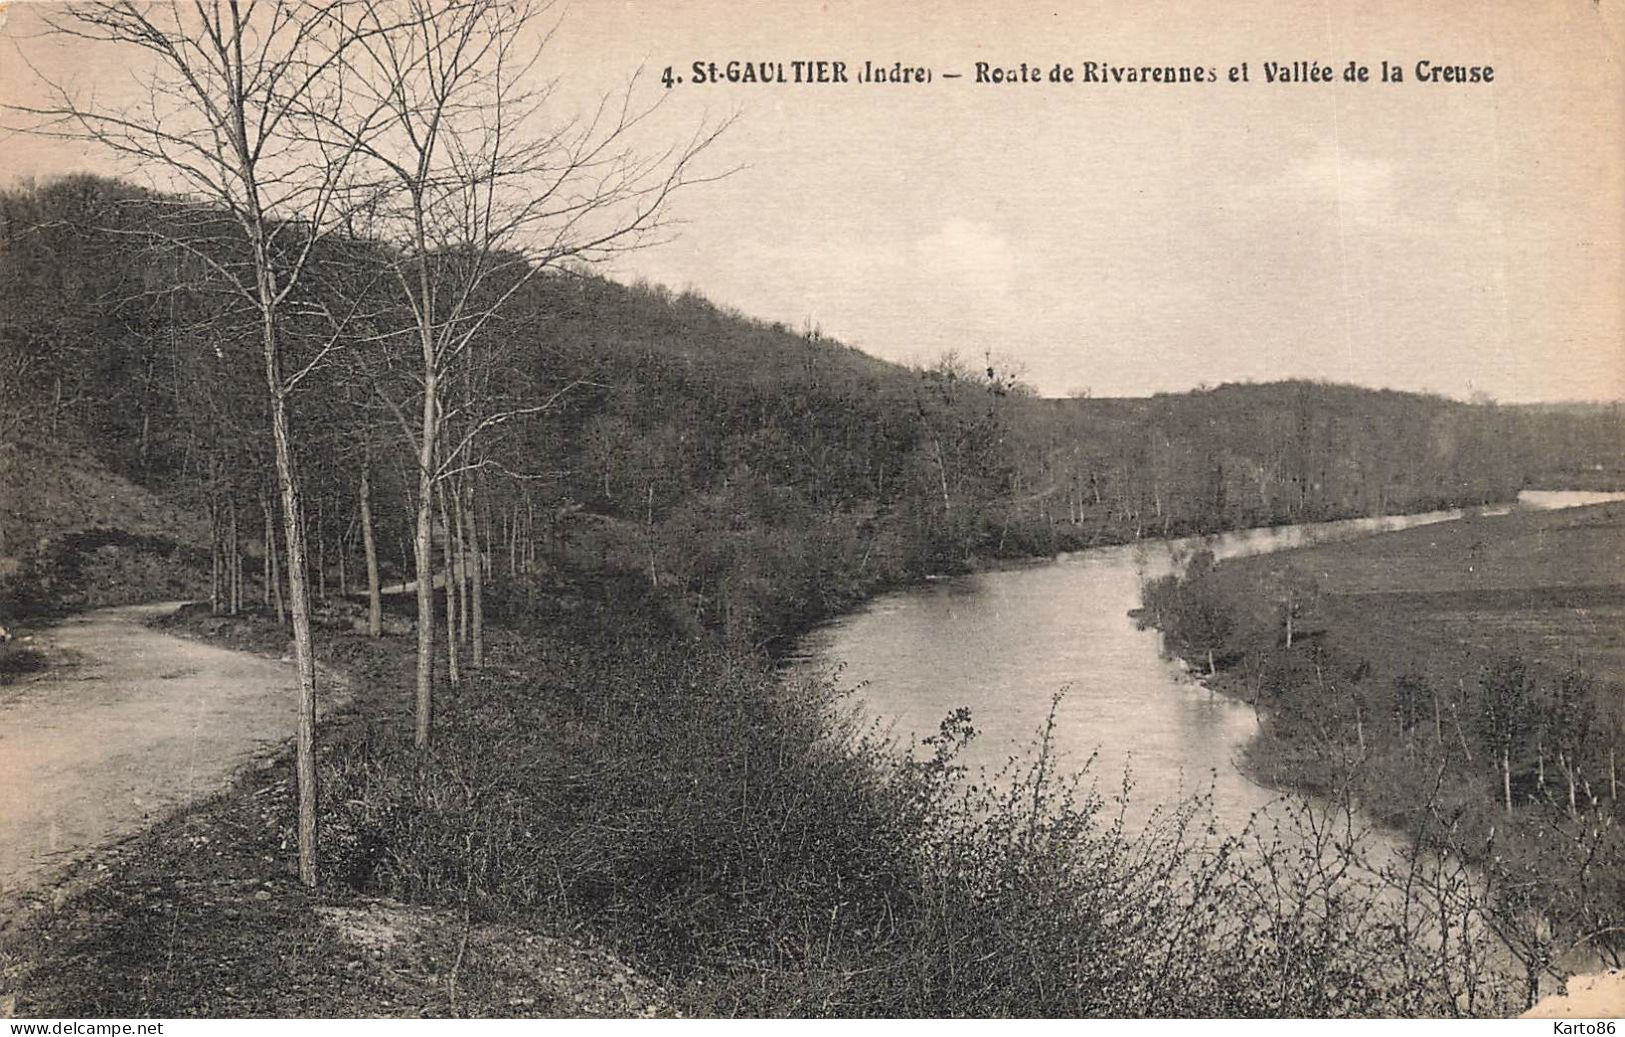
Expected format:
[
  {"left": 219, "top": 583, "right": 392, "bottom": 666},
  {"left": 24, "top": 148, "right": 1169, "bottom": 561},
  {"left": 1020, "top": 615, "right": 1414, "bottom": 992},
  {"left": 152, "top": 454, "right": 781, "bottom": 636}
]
[{"left": 0, "top": 603, "right": 310, "bottom": 900}]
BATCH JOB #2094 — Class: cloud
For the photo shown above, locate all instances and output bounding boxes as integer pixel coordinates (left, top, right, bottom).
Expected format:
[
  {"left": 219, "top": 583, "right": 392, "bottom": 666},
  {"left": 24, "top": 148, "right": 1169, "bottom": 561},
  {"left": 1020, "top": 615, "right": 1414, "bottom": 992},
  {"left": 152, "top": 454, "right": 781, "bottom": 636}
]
[
  {"left": 1271, "top": 146, "right": 1400, "bottom": 231},
  {"left": 913, "top": 218, "right": 1020, "bottom": 300}
]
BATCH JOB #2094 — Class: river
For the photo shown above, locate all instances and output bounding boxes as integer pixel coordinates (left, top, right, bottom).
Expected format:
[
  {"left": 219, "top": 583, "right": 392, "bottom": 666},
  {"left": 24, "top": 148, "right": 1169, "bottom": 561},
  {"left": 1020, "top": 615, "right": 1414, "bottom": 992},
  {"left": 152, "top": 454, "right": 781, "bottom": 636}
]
[
  {"left": 792, "top": 490, "right": 1625, "bottom": 835},
  {"left": 789, "top": 489, "right": 1625, "bottom": 1011}
]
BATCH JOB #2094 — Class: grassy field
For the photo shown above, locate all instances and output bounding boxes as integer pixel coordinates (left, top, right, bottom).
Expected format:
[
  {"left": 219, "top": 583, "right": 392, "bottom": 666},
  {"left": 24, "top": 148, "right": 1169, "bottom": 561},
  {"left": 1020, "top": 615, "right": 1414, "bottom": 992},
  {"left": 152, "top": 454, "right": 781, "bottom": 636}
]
[
  {"left": 1142, "top": 500, "right": 1625, "bottom": 984},
  {"left": 1220, "top": 500, "right": 1625, "bottom": 688}
]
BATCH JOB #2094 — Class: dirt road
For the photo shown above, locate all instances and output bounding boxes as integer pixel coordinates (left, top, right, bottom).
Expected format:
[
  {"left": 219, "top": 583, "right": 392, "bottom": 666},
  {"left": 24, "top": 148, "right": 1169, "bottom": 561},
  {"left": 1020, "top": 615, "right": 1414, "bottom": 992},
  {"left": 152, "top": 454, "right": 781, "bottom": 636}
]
[{"left": 0, "top": 603, "right": 317, "bottom": 900}]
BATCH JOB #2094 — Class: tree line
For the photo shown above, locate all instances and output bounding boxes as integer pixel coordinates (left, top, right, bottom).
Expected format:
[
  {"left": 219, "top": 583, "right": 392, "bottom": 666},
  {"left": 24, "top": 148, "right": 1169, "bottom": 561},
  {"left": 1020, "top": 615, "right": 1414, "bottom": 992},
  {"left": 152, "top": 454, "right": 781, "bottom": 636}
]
[{"left": 4, "top": 0, "right": 727, "bottom": 887}]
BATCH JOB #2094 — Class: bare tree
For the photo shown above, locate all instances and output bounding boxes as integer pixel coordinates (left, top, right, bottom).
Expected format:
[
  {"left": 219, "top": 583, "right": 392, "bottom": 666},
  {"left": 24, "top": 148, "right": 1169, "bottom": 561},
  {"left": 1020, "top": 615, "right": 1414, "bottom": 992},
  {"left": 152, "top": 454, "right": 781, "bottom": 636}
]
[
  {"left": 322, "top": 0, "right": 731, "bottom": 747},
  {"left": 359, "top": 436, "right": 384, "bottom": 637},
  {"left": 8, "top": 0, "right": 403, "bottom": 885}
]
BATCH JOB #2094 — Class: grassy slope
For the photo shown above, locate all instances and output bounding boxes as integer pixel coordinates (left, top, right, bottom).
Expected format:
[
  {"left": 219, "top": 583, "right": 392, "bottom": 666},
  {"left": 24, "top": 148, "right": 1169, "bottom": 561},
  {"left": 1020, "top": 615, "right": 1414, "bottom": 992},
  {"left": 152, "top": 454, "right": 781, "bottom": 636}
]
[
  {"left": 0, "top": 435, "right": 210, "bottom": 620},
  {"left": 0, "top": 611, "right": 673, "bottom": 1018},
  {"left": 0, "top": 436, "right": 206, "bottom": 556}
]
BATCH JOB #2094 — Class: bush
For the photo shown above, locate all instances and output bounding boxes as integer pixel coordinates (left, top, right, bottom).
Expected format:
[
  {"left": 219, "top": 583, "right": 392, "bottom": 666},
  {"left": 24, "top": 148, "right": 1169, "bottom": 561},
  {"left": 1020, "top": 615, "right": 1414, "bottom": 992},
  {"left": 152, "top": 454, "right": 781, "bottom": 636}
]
[
  {"left": 0, "top": 642, "right": 48, "bottom": 683},
  {"left": 314, "top": 605, "right": 1531, "bottom": 1016},
  {"left": 0, "top": 528, "right": 208, "bottom": 619}
]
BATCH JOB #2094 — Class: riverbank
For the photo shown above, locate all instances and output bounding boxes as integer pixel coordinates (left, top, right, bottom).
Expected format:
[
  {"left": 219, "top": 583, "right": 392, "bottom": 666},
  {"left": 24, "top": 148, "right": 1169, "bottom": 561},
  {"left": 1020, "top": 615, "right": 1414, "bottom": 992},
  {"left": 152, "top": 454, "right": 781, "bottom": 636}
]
[
  {"left": 0, "top": 578, "right": 1534, "bottom": 1017},
  {"left": 0, "top": 483, "right": 1566, "bottom": 1018},
  {"left": 1140, "top": 500, "right": 1625, "bottom": 990}
]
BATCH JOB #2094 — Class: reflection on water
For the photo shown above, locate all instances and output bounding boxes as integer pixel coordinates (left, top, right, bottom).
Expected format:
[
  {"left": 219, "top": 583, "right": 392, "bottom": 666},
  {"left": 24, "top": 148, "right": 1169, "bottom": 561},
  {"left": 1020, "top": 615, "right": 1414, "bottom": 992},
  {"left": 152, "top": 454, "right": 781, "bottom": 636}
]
[
  {"left": 793, "top": 508, "right": 1479, "bottom": 833},
  {"left": 1517, "top": 489, "right": 1625, "bottom": 510},
  {"left": 792, "top": 491, "right": 1625, "bottom": 834},
  {"left": 791, "top": 493, "right": 1625, "bottom": 1005}
]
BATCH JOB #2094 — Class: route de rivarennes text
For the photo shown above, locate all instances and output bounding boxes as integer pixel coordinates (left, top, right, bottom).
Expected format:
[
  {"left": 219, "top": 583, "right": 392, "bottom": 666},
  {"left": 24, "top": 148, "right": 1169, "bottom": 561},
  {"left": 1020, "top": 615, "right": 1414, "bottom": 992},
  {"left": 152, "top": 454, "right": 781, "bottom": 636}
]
[{"left": 663, "top": 59, "right": 1495, "bottom": 88}]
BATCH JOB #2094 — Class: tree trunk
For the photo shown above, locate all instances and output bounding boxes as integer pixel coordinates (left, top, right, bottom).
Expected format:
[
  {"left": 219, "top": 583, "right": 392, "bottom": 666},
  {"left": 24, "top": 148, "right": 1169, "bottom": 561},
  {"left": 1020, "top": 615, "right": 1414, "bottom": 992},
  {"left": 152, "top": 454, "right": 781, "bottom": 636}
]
[
  {"left": 530, "top": 506, "right": 539, "bottom": 573},
  {"left": 263, "top": 498, "right": 273, "bottom": 607},
  {"left": 466, "top": 482, "right": 484, "bottom": 669},
  {"left": 1566, "top": 759, "right": 1578, "bottom": 820},
  {"left": 316, "top": 501, "right": 326, "bottom": 602},
  {"left": 259, "top": 297, "right": 318, "bottom": 889},
  {"left": 525, "top": 500, "right": 535, "bottom": 574},
  {"left": 413, "top": 365, "right": 439, "bottom": 747},
  {"left": 1503, "top": 746, "right": 1513, "bottom": 815},
  {"left": 451, "top": 485, "right": 468, "bottom": 647},
  {"left": 265, "top": 497, "right": 286, "bottom": 626},
  {"left": 438, "top": 484, "right": 460, "bottom": 687},
  {"left": 360, "top": 449, "right": 383, "bottom": 638},
  {"left": 480, "top": 499, "right": 492, "bottom": 581},
  {"left": 209, "top": 498, "right": 222, "bottom": 615},
  {"left": 1433, "top": 686, "right": 1443, "bottom": 747},
  {"left": 139, "top": 405, "right": 150, "bottom": 470},
  {"left": 269, "top": 507, "right": 286, "bottom": 624},
  {"left": 228, "top": 498, "right": 240, "bottom": 615},
  {"left": 337, "top": 525, "right": 348, "bottom": 598},
  {"left": 508, "top": 502, "right": 519, "bottom": 576}
]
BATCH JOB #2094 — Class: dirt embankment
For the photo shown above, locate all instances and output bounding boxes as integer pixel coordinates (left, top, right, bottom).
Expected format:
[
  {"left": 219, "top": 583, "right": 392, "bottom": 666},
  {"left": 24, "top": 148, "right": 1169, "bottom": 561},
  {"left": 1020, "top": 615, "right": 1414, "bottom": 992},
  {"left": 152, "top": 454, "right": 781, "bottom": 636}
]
[
  {"left": 1523, "top": 971, "right": 1625, "bottom": 1019},
  {"left": 1, "top": 438, "right": 210, "bottom": 622},
  {"left": 0, "top": 604, "right": 671, "bottom": 1018}
]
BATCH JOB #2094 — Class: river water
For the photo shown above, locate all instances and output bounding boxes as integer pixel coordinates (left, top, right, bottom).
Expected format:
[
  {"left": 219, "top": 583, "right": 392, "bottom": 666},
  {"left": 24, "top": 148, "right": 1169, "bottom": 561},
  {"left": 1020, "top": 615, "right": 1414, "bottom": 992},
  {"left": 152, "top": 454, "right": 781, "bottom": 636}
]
[
  {"left": 792, "top": 490, "right": 1625, "bottom": 835},
  {"left": 790, "top": 489, "right": 1625, "bottom": 1009}
]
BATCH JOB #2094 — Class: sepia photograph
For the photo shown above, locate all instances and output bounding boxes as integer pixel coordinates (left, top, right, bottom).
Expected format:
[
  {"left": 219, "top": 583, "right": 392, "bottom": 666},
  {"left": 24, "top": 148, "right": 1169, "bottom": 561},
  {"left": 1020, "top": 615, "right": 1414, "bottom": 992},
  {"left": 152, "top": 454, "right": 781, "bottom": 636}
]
[{"left": 0, "top": 0, "right": 1622, "bottom": 1022}]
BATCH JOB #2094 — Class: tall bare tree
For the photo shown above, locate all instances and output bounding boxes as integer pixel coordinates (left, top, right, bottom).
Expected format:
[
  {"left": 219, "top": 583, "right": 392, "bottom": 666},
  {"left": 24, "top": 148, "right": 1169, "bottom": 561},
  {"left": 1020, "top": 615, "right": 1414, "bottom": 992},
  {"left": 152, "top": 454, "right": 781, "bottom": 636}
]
[
  {"left": 10, "top": 0, "right": 404, "bottom": 885},
  {"left": 323, "top": 0, "right": 730, "bottom": 747}
]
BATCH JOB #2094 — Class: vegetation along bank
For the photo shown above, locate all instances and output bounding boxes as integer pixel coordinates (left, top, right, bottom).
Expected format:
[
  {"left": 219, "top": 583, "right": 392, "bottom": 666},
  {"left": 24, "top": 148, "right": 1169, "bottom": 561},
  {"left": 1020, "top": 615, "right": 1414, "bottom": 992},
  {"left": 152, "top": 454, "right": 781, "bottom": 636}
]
[{"left": 1141, "top": 500, "right": 1625, "bottom": 1001}]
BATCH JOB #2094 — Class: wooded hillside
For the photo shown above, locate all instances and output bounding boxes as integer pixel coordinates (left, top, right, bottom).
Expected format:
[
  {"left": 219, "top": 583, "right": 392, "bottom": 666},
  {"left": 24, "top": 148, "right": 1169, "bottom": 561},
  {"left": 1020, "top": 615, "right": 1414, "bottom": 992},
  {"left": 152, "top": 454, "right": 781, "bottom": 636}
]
[{"left": 3, "top": 174, "right": 1618, "bottom": 646}]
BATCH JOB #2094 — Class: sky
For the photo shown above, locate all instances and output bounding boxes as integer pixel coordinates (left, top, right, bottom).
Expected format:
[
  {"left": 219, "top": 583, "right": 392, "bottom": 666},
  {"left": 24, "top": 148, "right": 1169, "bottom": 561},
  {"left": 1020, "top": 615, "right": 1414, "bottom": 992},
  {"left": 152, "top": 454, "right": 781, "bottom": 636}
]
[{"left": 2, "top": 0, "right": 1622, "bottom": 402}]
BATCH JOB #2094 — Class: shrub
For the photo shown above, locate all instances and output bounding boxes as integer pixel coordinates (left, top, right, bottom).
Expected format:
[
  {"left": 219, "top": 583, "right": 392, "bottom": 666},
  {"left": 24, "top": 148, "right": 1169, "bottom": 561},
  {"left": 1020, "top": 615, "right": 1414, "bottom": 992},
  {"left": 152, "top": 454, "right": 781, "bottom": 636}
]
[{"left": 316, "top": 609, "right": 1531, "bottom": 1016}]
